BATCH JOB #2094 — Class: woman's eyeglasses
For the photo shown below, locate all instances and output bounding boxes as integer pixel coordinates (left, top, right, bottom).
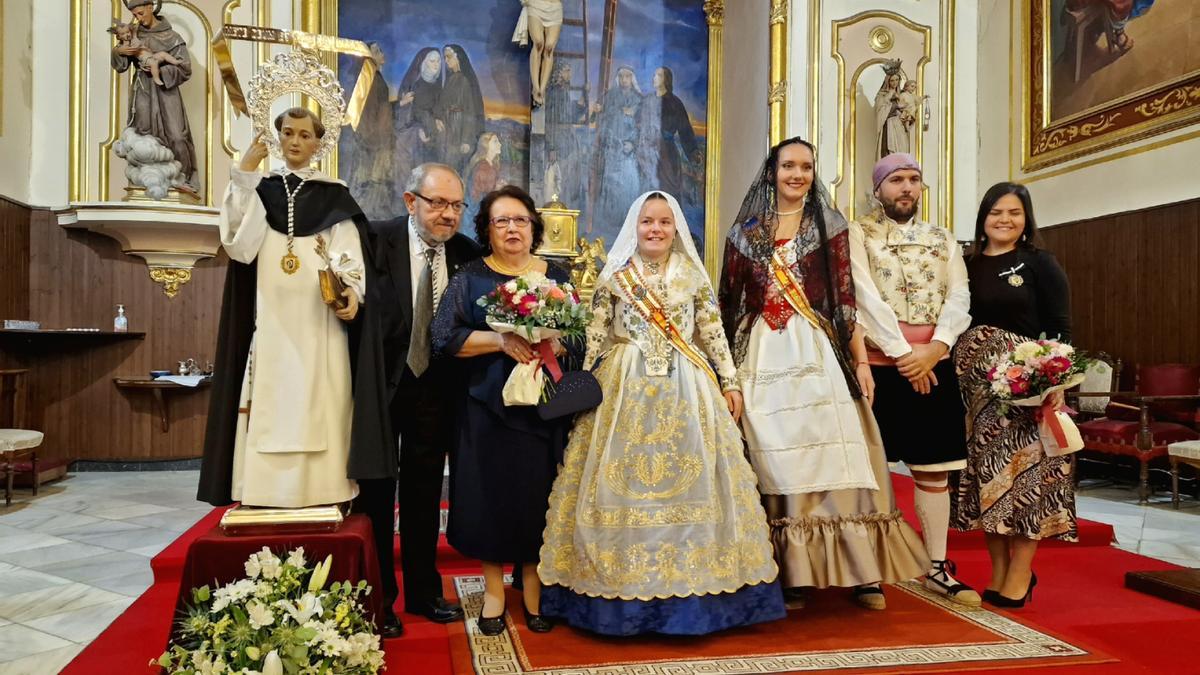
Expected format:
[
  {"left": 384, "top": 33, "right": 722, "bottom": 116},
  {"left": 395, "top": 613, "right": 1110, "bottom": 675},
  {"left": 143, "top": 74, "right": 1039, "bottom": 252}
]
[{"left": 489, "top": 215, "right": 533, "bottom": 229}]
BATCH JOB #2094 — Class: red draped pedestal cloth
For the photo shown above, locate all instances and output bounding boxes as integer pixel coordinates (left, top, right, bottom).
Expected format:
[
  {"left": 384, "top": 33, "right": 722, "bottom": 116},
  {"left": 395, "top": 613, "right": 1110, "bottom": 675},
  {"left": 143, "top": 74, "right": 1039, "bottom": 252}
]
[{"left": 172, "top": 514, "right": 385, "bottom": 628}]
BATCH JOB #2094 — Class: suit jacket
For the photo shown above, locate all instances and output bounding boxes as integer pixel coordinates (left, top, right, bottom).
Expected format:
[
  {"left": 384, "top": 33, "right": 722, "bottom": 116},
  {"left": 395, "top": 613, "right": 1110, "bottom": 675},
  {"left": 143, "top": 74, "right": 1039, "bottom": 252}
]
[{"left": 368, "top": 217, "right": 481, "bottom": 400}]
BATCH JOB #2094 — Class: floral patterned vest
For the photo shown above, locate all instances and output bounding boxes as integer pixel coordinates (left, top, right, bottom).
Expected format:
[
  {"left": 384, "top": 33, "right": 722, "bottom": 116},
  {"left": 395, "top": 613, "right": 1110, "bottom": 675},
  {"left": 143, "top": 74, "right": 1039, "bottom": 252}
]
[{"left": 856, "top": 209, "right": 953, "bottom": 326}]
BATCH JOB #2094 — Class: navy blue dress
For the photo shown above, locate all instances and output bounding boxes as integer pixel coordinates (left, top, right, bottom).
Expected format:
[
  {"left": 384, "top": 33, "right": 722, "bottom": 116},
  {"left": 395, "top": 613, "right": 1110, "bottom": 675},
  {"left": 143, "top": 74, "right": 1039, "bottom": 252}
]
[{"left": 431, "top": 258, "right": 576, "bottom": 562}]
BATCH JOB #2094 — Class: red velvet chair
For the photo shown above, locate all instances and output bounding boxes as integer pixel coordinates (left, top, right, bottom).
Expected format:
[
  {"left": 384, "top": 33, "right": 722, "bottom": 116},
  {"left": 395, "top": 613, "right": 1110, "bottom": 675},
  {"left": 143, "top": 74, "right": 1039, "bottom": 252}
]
[{"left": 1070, "top": 364, "right": 1200, "bottom": 504}]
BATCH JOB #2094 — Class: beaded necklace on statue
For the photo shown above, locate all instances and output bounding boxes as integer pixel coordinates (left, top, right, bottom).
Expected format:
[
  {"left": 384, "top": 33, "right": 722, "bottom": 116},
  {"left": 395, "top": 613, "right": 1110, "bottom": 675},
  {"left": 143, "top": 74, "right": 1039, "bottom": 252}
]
[{"left": 279, "top": 170, "right": 310, "bottom": 275}]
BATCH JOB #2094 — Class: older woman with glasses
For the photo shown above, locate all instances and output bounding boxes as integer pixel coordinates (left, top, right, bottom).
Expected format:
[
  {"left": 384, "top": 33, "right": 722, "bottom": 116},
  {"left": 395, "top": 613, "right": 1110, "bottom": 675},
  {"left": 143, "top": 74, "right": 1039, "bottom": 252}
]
[{"left": 431, "top": 185, "right": 580, "bottom": 636}]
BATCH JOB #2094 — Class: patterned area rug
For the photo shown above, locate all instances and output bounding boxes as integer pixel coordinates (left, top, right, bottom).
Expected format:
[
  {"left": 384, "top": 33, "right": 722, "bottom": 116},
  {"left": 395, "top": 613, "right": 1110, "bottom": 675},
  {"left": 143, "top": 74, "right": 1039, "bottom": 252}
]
[{"left": 448, "top": 576, "right": 1113, "bottom": 675}]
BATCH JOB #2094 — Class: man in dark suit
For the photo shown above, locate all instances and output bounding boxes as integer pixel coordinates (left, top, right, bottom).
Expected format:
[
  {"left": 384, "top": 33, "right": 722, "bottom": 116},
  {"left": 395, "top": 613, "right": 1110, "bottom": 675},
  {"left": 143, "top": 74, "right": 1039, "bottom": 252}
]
[{"left": 361, "top": 163, "right": 480, "bottom": 637}]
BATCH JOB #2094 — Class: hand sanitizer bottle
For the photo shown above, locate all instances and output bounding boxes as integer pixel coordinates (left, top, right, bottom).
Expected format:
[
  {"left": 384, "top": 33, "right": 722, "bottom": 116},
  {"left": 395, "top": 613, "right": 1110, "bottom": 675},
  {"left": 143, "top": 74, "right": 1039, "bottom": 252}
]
[{"left": 114, "top": 304, "right": 128, "bottom": 333}]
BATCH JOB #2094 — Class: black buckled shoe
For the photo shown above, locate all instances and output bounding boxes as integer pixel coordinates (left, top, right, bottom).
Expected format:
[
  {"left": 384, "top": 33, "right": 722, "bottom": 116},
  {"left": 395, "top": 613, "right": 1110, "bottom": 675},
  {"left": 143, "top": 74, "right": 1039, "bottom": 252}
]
[
  {"left": 379, "top": 611, "right": 405, "bottom": 639},
  {"left": 418, "top": 597, "right": 464, "bottom": 624}
]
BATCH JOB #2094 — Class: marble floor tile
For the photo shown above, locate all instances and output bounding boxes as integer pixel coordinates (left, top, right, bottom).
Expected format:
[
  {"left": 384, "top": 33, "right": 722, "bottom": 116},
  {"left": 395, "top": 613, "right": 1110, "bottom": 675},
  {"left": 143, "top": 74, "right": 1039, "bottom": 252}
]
[
  {"left": 0, "top": 532, "right": 70, "bottom": 557},
  {"left": 0, "top": 642, "right": 84, "bottom": 675},
  {"left": 25, "top": 597, "right": 133, "bottom": 643},
  {"left": 0, "top": 567, "right": 72, "bottom": 599},
  {"left": 0, "top": 541, "right": 113, "bottom": 569},
  {"left": 0, "top": 582, "right": 128, "bottom": 623},
  {"left": 88, "top": 502, "right": 178, "bottom": 521},
  {"left": 33, "top": 551, "right": 151, "bottom": 585},
  {"left": 24, "top": 496, "right": 144, "bottom": 516},
  {"left": 0, "top": 624, "right": 73, "bottom": 665},
  {"left": 88, "top": 568, "right": 154, "bottom": 597},
  {"left": 124, "top": 508, "right": 211, "bottom": 534},
  {"left": 60, "top": 525, "right": 179, "bottom": 554}
]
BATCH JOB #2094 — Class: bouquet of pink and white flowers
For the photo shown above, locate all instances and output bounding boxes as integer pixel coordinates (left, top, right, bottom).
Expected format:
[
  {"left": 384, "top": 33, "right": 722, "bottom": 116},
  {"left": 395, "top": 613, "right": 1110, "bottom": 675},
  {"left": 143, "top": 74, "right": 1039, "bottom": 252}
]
[
  {"left": 987, "top": 338, "right": 1090, "bottom": 456},
  {"left": 477, "top": 271, "right": 591, "bottom": 406}
]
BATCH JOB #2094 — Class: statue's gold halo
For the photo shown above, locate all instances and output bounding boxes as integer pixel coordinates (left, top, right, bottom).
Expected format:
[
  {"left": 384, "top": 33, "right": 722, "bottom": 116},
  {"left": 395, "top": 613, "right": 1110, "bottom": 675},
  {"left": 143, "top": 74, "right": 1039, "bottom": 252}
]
[{"left": 245, "top": 50, "right": 346, "bottom": 163}]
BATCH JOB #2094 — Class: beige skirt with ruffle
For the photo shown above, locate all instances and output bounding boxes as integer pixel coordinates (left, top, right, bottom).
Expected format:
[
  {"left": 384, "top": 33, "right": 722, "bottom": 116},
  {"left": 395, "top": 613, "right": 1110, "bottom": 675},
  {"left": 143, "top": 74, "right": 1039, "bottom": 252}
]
[{"left": 762, "top": 400, "right": 930, "bottom": 589}]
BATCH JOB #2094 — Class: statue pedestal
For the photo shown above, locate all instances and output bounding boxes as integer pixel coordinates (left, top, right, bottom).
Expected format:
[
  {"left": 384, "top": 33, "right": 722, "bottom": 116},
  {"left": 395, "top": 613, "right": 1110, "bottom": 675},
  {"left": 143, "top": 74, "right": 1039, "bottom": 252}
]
[
  {"left": 122, "top": 185, "right": 202, "bottom": 206},
  {"left": 56, "top": 201, "right": 219, "bottom": 298},
  {"left": 174, "top": 513, "right": 384, "bottom": 626},
  {"left": 218, "top": 503, "right": 346, "bottom": 536}
]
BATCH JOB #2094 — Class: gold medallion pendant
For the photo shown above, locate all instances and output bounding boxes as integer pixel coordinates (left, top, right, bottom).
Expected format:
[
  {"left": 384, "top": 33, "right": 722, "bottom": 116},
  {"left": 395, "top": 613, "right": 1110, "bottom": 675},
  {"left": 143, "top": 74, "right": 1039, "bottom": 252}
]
[
  {"left": 281, "top": 252, "right": 301, "bottom": 274},
  {"left": 1007, "top": 273, "right": 1024, "bottom": 287}
]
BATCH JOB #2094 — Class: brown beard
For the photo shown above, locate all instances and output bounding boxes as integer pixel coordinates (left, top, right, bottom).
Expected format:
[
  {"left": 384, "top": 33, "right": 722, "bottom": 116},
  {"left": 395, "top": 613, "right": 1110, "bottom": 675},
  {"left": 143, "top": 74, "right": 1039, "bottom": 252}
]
[{"left": 880, "top": 194, "right": 918, "bottom": 221}]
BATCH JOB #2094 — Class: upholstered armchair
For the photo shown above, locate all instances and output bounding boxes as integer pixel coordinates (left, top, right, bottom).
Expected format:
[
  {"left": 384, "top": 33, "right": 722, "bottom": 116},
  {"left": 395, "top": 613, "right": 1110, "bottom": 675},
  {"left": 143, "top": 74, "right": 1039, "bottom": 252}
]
[{"left": 1069, "top": 363, "right": 1200, "bottom": 504}]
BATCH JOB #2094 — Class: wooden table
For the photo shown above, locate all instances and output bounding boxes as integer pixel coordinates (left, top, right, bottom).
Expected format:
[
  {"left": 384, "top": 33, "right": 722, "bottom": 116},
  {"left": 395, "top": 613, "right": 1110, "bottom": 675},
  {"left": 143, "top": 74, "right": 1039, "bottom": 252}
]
[{"left": 112, "top": 376, "right": 211, "bottom": 432}]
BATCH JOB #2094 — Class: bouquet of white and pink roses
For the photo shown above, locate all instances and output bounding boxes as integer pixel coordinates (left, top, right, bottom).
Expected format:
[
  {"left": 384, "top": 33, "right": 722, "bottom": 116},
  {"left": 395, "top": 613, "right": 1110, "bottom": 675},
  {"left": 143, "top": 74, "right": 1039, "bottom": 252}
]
[
  {"left": 987, "top": 338, "right": 1090, "bottom": 456},
  {"left": 477, "top": 271, "right": 591, "bottom": 406}
]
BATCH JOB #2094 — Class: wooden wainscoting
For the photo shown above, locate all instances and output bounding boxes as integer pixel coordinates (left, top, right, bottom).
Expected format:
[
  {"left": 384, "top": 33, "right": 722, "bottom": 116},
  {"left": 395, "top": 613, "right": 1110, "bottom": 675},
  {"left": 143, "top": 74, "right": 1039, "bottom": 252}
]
[
  {"left": 0, "top": 197, "right": 32, "bottom": 328},
  {"left": 1, "top": 203, "right": 225, "bottom": 462},
  {"left": 1039, "top": 197, "right": 1200, "bottom": 378}
]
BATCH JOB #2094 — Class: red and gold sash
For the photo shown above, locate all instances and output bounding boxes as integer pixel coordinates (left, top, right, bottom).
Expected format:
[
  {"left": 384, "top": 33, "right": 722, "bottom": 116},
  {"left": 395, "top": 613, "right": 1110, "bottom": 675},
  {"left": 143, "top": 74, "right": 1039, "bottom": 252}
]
[
  {"left": 769, "top": 246, "right": 857, "bottom": 380},
  {"left": 612, "top": 263, "right": 718, "bottom": 385},
  {"left": 769, "top": 245, "right": 828, "bottom": 333}
]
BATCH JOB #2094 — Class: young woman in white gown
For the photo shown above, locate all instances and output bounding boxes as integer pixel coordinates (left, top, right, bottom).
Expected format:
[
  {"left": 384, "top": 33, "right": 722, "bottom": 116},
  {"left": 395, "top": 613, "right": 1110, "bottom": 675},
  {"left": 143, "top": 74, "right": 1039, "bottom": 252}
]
[
  {"left": 718, "top": 138, "right": 928, "bottom": 610},
  {"left": 538, "top": 191, "right": 785, "bottom": 635}
]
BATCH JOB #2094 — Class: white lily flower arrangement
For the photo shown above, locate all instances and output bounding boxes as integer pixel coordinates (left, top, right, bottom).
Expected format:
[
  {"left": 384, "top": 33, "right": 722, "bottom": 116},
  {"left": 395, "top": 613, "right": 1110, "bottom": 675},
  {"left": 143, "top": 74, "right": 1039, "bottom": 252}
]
[{"left": 157, "top": 547, "right": 385, "bottom": 674}]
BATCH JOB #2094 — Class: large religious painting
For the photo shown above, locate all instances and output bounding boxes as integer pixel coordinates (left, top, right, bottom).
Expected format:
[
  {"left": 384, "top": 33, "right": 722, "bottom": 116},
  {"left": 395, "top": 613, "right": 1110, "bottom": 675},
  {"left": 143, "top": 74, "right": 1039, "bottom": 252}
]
[
  {"left": 1026, "top": 0, "right": 1200, "bottom": 169},
  {"left": 335, "top": 0, "right": 712, "bottom": 258}
]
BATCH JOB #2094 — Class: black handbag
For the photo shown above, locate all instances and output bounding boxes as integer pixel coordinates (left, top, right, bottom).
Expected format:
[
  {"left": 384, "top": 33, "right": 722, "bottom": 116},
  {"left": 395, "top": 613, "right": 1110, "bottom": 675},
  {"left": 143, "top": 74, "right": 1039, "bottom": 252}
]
[{"left": 536, "top": 369, "right": 603, "bottom": 420}]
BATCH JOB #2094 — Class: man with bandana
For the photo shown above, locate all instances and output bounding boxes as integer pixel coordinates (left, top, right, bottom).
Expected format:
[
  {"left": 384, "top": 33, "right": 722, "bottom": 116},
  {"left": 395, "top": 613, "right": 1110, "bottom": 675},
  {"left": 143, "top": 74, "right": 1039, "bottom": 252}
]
[{"left": 849, "top": 153, "right": 981, "bottom": 607}]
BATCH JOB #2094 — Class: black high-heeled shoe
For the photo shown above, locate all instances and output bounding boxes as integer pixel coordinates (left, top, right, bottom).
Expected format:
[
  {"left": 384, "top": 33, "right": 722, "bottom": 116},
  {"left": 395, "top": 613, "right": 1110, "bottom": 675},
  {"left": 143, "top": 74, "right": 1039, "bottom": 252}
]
[
  {"left": 988, "top": 573, "right": 1037, "bottom": 609},
  {"left": 523, "top": 602, "right": 554, "bottom": 633},
  {"left": 477, "top": 605, "right": 507, "bottom": 636},
  {"left": 982, "top": 589, "right": 1003, "bottom": 605}
]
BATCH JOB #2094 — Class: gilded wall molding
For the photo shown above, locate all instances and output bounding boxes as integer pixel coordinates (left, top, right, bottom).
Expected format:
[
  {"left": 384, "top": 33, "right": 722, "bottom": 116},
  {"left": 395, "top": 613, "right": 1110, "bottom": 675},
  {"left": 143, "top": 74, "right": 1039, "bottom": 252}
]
[
  {"left": 830, "top": 10, "right": 932, "bottom": 221},
  {"left": 704, "top": 0, "right": 725, "bottom": 283},
  {"left": 148, "top": 267, "right": 194, "bottom": 299},
  {"left": 768, "top": 0, "right": 788, "bottom": 145},
  {"left": 1022, "top": 0, "right": 1200, "bottom": 170}
]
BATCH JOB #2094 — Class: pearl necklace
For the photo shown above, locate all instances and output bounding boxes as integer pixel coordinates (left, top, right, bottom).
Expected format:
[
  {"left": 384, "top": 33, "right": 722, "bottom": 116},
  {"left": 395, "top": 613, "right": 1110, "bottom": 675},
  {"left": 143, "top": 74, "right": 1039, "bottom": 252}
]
[
  {"left": 280, "top": 170, "right": 309, "bottom": 275},
  {"left": 771, "top": 194, "right": 808, "bottom": 217}
]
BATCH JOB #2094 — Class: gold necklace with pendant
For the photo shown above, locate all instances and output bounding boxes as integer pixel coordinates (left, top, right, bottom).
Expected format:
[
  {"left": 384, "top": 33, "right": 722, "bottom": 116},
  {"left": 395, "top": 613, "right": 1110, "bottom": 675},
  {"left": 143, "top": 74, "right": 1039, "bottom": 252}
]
[{"left": 280, "top": 172, "right": 308, "bottom": 274}]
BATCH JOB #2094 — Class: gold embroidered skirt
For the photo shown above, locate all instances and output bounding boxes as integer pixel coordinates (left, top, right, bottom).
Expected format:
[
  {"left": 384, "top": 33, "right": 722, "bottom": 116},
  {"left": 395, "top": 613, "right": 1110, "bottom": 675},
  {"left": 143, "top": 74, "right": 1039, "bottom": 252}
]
[{"left": 538, "top": 344, "right": 778, "bottom": 600}]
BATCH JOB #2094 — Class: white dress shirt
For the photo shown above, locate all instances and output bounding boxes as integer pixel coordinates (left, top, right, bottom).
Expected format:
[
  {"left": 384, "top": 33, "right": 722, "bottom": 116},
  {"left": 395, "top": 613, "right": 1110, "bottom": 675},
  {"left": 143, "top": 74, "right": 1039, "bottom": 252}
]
[{"left": 408, "top": 217, "right": 448, "bottom": 312}]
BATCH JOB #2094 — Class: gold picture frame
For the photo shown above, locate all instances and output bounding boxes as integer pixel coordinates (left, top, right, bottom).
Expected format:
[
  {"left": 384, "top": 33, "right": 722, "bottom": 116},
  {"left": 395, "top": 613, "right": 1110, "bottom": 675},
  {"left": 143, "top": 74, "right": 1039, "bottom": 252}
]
[{"left": 1024, "top": 0, "right": 1200, "bottom": 171}]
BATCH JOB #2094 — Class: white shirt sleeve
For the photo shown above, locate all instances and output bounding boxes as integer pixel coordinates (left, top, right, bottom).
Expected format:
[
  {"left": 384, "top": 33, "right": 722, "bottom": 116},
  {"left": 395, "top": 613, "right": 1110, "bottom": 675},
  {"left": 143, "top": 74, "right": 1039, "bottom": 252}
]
[
  {"left": 219, "top": 167, "right": 268, "bottom": 264},
  {"left": 328, "top": 219, "right": 367, "bottom": 302},
  {"left": 932, "top": 239, "right": 971, "bottom": 348},
  {"left": 848, "top": 221, "right": 911, "bottom": 358}
]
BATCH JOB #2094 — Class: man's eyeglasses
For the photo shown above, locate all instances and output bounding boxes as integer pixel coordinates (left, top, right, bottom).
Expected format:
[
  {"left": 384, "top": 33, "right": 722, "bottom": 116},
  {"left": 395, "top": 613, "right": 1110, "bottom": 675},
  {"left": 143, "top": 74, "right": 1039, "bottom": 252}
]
[
  {"left": 412, "top": 191, "right": 467, "bottom": 214},
  {"left": 489, "top": 215, "right": 533, "bottom": 229}
]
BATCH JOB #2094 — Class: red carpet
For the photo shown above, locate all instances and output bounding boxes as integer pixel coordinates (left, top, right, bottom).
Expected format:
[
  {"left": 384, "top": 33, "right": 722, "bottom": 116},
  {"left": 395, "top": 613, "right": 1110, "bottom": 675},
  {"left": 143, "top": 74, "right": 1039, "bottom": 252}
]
[{"left": 64, "top": 477, "right": 1200, "bottom": 674}]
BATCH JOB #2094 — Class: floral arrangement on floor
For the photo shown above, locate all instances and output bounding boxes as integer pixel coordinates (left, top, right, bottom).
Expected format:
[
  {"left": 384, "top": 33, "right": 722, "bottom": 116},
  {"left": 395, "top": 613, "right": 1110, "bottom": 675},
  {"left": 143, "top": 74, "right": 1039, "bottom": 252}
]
[
  {"left": 478, "top": 271, "right": 591, "bottom": 406},
  {"left": 987, "top": 337, "right": 1090, "bottom": 456},
  {"left": 157, "top": 547, "right": 385, "bottom": 674}
]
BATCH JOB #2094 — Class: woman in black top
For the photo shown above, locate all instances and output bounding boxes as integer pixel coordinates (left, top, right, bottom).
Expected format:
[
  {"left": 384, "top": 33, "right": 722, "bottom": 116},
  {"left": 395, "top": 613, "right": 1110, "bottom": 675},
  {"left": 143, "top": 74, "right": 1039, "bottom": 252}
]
[{"left": 952, "top": 182, "right": 1076, "bottom": 609}]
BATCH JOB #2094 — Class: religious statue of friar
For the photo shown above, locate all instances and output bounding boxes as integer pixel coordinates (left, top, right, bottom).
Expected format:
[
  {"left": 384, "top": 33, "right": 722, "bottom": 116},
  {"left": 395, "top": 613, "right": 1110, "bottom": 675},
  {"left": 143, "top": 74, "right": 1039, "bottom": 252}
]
[
  {"left": 197, "top": 51, "right": 393, "bottom": 509},
  {"left": 109, "top": 0, "right": 200, "bottom": 200}
]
